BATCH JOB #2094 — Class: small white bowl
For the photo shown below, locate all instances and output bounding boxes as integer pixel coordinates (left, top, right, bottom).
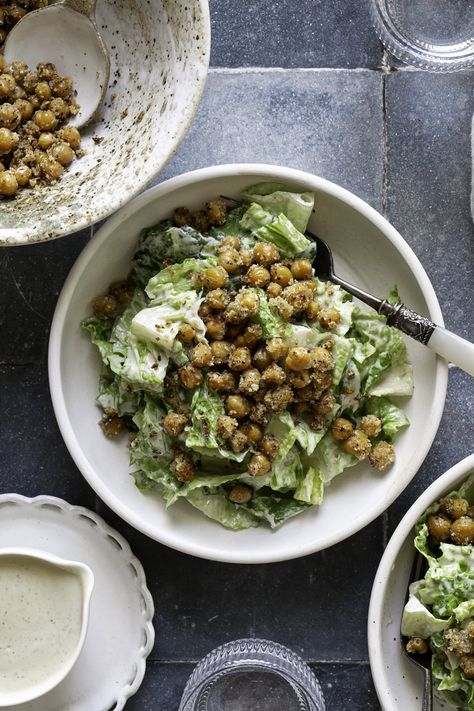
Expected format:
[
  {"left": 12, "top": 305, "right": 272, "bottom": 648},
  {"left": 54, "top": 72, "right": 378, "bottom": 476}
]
[
  {"left": 49, "top": 163, "right": 448, "bottom": 563},
  {"left": 0, "top": 0, "right": 210, "bottom": 245},
  {"left": 368, "top": 453, "right": 474, "bottom": 711},
  {"left": 0, "top": 547, "right": 94, "bottom": 707}
]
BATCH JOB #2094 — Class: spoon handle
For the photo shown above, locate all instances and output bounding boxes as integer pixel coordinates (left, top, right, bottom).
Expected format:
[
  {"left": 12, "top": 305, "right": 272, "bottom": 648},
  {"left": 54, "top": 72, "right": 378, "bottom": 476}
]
[
  {"left": 62, "top": 0, "right": 96, "bottom": 20},
  {"left": 379, "top": 301, "right": 474, "bottom": 376}
]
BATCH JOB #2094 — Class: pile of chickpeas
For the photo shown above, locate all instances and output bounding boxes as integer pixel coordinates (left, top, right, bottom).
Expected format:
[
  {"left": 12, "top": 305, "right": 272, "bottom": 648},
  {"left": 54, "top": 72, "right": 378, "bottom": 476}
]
[
  {"left": 92, "top": 198, "right": 398, "bottom": 504},
  {"left": 406, "top": 494, "right": 474, "bottom": 677},
  {"left": 0, "top": 2, "right": 81, "bottom": 197}
]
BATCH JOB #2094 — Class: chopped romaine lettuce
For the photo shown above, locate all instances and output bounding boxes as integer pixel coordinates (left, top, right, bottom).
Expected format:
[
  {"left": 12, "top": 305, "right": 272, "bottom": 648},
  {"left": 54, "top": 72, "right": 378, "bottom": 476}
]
[
  {"left": 251, "top": 289, "right": 289, "bottom": 339},
  {"left": 239, "top": 203, "right": 312, "bottom": 257},
  {"left": 241, "top": 183, "right": 314, "bottom": 233},
  {"left": 364, "top": 396, "right": 410, "bottom": 440}
]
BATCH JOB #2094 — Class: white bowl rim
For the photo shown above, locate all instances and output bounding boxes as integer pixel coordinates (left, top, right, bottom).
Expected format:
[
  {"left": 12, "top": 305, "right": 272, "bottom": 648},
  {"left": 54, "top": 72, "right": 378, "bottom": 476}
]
[
  {"left": 0, "top": 547, "right": 94, "bottom": 707},
  {"left": 48, "top": 162, "right": 449, "bottom": 563},
  {"left": 4, "top": 0, "right": 210, "bottom": 247},
  {"left": 368, "top": 452, "right": 474, "bottom": 710}
]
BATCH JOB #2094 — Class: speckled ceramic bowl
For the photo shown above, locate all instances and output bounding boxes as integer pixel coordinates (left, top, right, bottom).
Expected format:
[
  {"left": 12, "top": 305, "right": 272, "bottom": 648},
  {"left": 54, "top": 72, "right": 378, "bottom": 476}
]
[{"left": 0, "top": 0, "right": 210, "bottom": 246}]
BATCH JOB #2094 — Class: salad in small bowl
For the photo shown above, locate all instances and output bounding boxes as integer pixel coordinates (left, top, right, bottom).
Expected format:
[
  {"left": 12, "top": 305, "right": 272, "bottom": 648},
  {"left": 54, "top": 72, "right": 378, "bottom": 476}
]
[
  {"left": 82, "top": 183, "right": 413, "bottom": 530},
  {"left": 49, "top": 164, "right": 446, "bottom": 562}
]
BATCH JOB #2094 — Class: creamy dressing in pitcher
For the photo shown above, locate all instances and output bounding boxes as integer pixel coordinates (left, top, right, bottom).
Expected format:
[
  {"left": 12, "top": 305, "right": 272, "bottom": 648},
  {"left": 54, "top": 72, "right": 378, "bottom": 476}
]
[{"left": 0, "top": 554, "right": 83, "bottom": 693}]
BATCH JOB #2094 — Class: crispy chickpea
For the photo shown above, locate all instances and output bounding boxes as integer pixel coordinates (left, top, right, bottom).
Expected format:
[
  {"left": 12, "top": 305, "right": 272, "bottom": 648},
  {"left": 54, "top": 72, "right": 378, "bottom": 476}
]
[
  {"left": 205, "top": 317, "right": 226, "bottom": 341},
  {"left": 460, "top": 655, "right": 474, "bottom": 680},
  {"left": 283, "top": 281, "right": 316, "bottom": 312},
  {"left": 229, "top": 483, "right": 253, "bottom": 504},
  {"left": 343, "top": 430, "right": 372, "bottom": 459},
  {"left": 240, "top": 422, "right": 263, "bottom": 444},
  {"left": 450, "top": 517, "right": 474, "bottom": 545},
  {"left": 318, "top": 307, "right": 341, "bottom": 330},
  {"left": 246, "top": 264, "right": 271, "bottom": 288},
  {"left": 306, "top": 300, "right": 320, "bottom": 320},
  {"left": 34, "top": 109, "right": 57, "bottom": 131},
  {"left": 100, "top": 414, "right": 125, "bottom": 437},
  {"left": 239, "top": 249, "right": 253, "bottom": 267},
  {"left": 253, "top": 241, "right": 280, "bottom": 266},
  {"left": 202, "top": 266, "right": 229, "bottom": 290},
  {"left": 0, "top": 170, "right": 18, "bottom": 196},
  {"left": 0, "top": 126, "right": 18, "bottom": 154},
  {"left": 34, "top": 81, "right": 51, "bottom": 100},
  {"left": 230, "top": 430, "right": 248, "bottom": 454},
  {"left": 292, "top": 401, "right": 309, "bottom": 416},
  {"left": 206, "top": 198, "right": 228, "bottom": 225},
  {"left": 261, "top": 435, "right": 279, "bottom": 459},
  {"left": 263, "top": 385, "right": 293, "bottom": 412},
  {"left": 440, "top": 497, "right": 470, "bottom": 520},
  {"left": 262, "top": 363, "right": 286, "bottom": 385},
  {"left": 269, "top": 295, "right": 294, "bottom": 320},
  {"left": 467, "top": 621, "right": 474, "bottom": 640},
  {"left": 51, "top": 76, "right": 73, "bottom": 98},
  {"left": 249, "top": 402, "right": 269, "bottom": 425},
  {"left": 238, "top": 368, "right": 261, "bottom": 396},
  {"left": 211, "top": 340, "right": 233, "bottom": 364},
  {"left": 13, "top": 164, "right": 31, "bottom": 187},
  {"left": 267, "top": 282, "right": 283, "bottom": 298},
  {"left": 248, "top": 453, "right": 271, "bottom": 477},
  {"left": 0, "top": 102, "right": 20, "bottom": 129},
  {"left": 179, "top": 364, "right": 203, "bottom": 390},
  {"left": 92, "top": 294, "right": 118, "bottom": 318},
  {"left": 58, "top": 125, "right": 80, "bottom": 149},
  {"left": 208, "top": 371, "right": 236, "bottom": 393},
  {"left": 192, "top": 210, "right": 210, "bottom": 232},
  {"left": 205, "top": 288, "right": 230, "bottom": 311},
  {"left": 49, "top": 141, "right": 74, "bottom": 166},
  {"left": 331, "top": 418, "right": 354, "bottom": 441},
  {"left": 311, "top": 346, "right": 334, "bottom": 372},
  {"left": 217, "top": 415, "right": 238, "bottom": 440},
  {"left": 49, "top": 97, "right": 70, "bottom": 119},
  {"left": 218, "top": 248, "right": 241, "bottom": 274},
  {"left": 285, "top": 347, "right": 312, "bottom": 371},
  {"left": 14, "top": 98, "right": 33, "bottom": 121},
  {"left": 199, "top": 301, "right": 212, "bottom": 317},
  {"left": 266, "top": 337, "right": 289, "bottom": 361},
  {"left": 238, "top": 289, "right": 260, "bottom": 315},
  {"left": 109, "top": 280, "right": 132, "bottom": 305},
  {"left": 406, "top": 637, "right": 428, "bottom": 655},
  {"left": 191, "top": 342, "right": 213, "bottom": 368},
  {"left": 238, "top": 322, "right": 263, "bottom": 348},
  {"left": 0, "top": 73, "right": 16, "bottom": 98},
  {"left": 37, "top": 131, "right": 55, "bottom": 149},
  {"left": 427, "top": 514, "right": 452, "bottom": 542},
  {"left": 173, "top": 206, "right": 192, "bottom": 226},
  {"left": 287, "top": 370, "right": 311, "bottom": 389},
  {"left": 171, "top": 452, "right": 195, "bottom": 482},
  {"left": 229, "top": 347, "right": 252, "bottom": 372},
  {"left": 270, "top": 263, "right": 293, "bottom": 287},
  {"left": 177, "top": 323, "right": 196, "bottom": 343},
  {"left": 219, "top": 235, "right": 240, "bottom": 251},
  {"left": 369, "top": 441, "right": 396, "bottom": 470},
  {"left": 39, "top": 155, "right": 64, "bottom": 180},
  {"left": 163, "top": 412, "right": 188, "bottom": 436},
  {"left": 290, "top": 259, "right": 313, "bottom": 280},
  {"left": 226, "top": 394, "right": 250, "bottom": 419},
  {"left": 253, "top": 346, "right": 273, "bottom": 371},
  {"left": 315, "top": 392, "right": 336, "bottom": 415},
  {"left": 359, "top": 415, "right": 382, "bottom": 439}
]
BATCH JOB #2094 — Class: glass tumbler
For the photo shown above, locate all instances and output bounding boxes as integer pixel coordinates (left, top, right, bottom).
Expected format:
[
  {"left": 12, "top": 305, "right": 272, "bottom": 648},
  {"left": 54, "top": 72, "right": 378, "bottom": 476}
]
[
  {"left": 370, "top": 0, "right": 474, "bottom": 71},
  {"left": 178, "top": 639, "right": 326, "bottom": 711}
]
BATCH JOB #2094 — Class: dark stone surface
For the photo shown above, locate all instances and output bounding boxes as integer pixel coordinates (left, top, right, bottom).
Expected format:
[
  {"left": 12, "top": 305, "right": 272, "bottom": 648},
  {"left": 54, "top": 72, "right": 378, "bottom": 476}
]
[
  {"left": 209, "top": 0, "right": 383, "bottom": 69},
  {"left": 0, "top": 8, "right": 472, "bottom": 711},
  {"left": 160, "top": 70, "right": 384, "bottom": 210}
]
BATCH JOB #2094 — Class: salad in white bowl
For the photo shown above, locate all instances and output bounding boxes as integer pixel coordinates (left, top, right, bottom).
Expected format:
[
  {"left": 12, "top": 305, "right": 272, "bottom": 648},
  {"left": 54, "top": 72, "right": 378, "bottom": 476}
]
[{"left": 82, "top": 183, "right": 413, "bottom": 530}]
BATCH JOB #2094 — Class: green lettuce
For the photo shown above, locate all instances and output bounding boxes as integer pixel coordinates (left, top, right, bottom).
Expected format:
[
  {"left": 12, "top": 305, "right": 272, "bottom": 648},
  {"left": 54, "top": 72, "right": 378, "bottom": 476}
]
[
  {"left": 239, "top": 202, "right": 312, "bottom": 257},
  {"left": 251, "top": 289, "right": 289, "bottom": 339},
  {"left": 241, "top": 183, "right": 314, "bottom": 233},
  {"left": 364, "top": 396, "right": 410, "bottom": 440}
]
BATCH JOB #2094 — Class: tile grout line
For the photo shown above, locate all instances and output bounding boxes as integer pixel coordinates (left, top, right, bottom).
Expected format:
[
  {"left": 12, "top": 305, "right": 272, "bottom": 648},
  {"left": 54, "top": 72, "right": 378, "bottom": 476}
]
[
  {"left": 381, "top": 51, "right": 390, "bottom": 216},
  {"left": 208, "top": 66, "right": 384, "bottom": 75}
]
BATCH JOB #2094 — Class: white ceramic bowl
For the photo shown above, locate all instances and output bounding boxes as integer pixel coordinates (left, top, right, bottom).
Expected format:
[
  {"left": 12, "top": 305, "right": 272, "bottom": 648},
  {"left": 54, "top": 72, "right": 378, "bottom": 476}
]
[
  {"left": 368, "top": 453, "right": 474, "bottom": 711},
  {"left": 48, "top": 164, "right": 448, "bottom": 563},
  {"left": 0, "top": 0, "right": 209, "bottom": 246},
  {"left": 0, "top": 547, "right": 94, "bottom": 707}
]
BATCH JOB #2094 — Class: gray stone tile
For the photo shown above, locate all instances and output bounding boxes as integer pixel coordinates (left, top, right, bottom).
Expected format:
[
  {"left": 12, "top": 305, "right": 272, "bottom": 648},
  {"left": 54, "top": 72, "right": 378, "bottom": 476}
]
[
  {"left": 388, "top": 367, "right": 474, "bottom": 534},
  {"left": 209, "top": 0, "right": 383, "bottom": 69},
  {"left": 94, "top": 500, "right": 384, "bottom": 663},
  {"left": 386, "top": 71, "right": 474, "bottom": 341},
  {"left": 125, "top": 661, "right": 379, "bottom": 710},
  {"left": 0, "top": 361, "right": 96, "bottom": 505},
  {"left": 0, "top": 228, "right": 92, "bottom": 365},
  {"left": 160, "top": 70, "right": 384, "bottom": 210}
]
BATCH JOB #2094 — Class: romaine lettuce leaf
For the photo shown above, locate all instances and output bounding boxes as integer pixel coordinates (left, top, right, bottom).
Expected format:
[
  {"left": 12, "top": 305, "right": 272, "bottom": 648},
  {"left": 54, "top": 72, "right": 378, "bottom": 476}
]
[
  {"left": 306, "top": 432, "right": 358, "bottom": 485},
  {"left": 239, "top": 203, "right": 312, "bottom": 257},
  {"left": 313, "top": 279, "right": 354, "bottom": 336},
  {"left": 246, "top": 495, "right": 310, "bottom": 528},
  {"left": 251, "top": 289, "right": 289, "bottom": 339},
  {"left": 294, "top": 466, "right": 324, "bottom": 506},
  {"left": 241, "top": 183, "right": 314, "bottom": 233},
  {"left": 186, "top": 487, "right": 259, "bottom": 530},
  {"left": 97, "top": 365, "right": 142, "bottom": 416},
  {"left": 145, "top": 257, "right": 215, "bottom": 298}
]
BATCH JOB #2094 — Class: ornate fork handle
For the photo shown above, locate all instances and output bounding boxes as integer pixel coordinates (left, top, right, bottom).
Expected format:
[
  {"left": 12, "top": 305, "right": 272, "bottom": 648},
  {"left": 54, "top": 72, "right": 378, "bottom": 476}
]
[{"left": 379, "top": 301, "right": 435, "bottom": 345}]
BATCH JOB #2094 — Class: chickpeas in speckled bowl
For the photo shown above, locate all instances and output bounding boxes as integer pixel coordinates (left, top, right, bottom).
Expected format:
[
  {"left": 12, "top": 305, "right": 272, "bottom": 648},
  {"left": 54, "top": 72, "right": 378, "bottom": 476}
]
[{"left": 0, "top": 0, "right": 210, "bottom": 245}]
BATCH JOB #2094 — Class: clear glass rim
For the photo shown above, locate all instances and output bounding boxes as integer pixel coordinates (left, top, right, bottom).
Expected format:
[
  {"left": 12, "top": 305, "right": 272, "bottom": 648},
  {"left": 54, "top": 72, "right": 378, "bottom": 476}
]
[
  {"left": 178, "top": 639, "right": 325, "bottom": 710},
  {"left": 370, "top": 0, "right": 474, "bottom": 71}
]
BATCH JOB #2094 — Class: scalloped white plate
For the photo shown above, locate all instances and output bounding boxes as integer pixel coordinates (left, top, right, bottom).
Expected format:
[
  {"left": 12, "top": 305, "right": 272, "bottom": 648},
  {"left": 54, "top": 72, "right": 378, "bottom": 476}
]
[
  {"left": 0, "top": 494, "right": 155, "bottom": 711},
  {"left": 368, "top": 453, "right": 474, "bottom": 711}
]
